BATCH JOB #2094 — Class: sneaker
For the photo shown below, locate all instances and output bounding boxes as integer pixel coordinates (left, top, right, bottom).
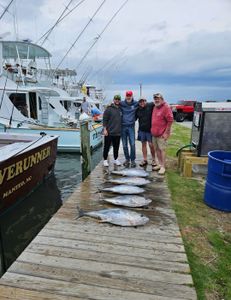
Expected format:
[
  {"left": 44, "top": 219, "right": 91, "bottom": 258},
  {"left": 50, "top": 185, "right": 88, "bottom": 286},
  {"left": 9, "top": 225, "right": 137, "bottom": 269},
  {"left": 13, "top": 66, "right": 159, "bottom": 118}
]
[
  {"left": 114, "top": 159, "right": 121, "bottom": 166},
  {"left": 158, "top": 167, "right": 166, "bottom": 175},
  {"left": 152, "top": 165, "right": 161, "bottom": 171},
  {"left": 131, "top": 161, "right": 137, "bottom": 168},
  {"left": 103, "top": 160, "right": 109, "bottom": 167},
  {"left": 123, "top": 160, "right": 130, "bottom": 168}
]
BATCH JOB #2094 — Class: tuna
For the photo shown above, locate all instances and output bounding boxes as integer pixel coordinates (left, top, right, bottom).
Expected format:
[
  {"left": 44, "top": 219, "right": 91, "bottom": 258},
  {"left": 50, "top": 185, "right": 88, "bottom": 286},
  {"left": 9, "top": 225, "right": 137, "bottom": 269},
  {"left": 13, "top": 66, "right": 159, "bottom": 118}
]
[
  {"left": 102, "top": 185, "right": 144, "bottom": 194},
  {"left": 107, "top": 177, "right": 150, "bottom": 186},
  {"left": 76, "top": 207, "right": 149, "bottom": 226},
  {"left": 111, "top": 169, "right": 149, "bottom": 178},
  {"left": 102, "top": 195, "right": 152, "bottom": 207}
]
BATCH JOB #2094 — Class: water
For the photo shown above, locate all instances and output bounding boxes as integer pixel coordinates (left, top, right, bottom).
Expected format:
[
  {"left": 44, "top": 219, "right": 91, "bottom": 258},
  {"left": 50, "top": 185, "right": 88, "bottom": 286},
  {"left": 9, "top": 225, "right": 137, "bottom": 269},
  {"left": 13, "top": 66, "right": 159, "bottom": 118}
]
[{"left": 0, "top": 146, "right": 102, "bottom": 275}]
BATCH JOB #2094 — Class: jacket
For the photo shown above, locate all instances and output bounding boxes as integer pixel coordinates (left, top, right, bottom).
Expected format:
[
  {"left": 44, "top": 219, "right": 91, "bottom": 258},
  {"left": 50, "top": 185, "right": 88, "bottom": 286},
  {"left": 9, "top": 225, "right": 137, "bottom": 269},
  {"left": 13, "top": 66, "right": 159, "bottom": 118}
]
[
  {"left": 136, "top": 102, "right": 154, "bottom": 132},
  {"left": 151, "top": 102, "right": 174, "bottom": 137},
  {"left": 120, "top": 99, "right": 138, "bottom": 126},
  {"left": 103, "top": 103, "right": 122, "bottom": 136}
]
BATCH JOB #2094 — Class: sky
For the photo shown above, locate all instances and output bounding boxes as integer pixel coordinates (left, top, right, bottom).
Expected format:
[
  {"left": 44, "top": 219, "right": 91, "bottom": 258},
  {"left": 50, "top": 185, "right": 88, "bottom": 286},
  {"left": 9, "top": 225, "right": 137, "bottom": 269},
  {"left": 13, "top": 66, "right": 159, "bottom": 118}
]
[{"left": 0, "top": 0, "right": 231, "bottom": 102}]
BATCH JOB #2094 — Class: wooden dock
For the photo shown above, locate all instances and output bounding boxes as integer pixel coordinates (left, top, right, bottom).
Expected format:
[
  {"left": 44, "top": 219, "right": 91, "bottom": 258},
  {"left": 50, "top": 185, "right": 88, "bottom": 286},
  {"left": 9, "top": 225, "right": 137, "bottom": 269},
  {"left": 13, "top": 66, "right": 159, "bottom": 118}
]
[{"left": 0, "top": 144, "right": 197, "bottom": 299}]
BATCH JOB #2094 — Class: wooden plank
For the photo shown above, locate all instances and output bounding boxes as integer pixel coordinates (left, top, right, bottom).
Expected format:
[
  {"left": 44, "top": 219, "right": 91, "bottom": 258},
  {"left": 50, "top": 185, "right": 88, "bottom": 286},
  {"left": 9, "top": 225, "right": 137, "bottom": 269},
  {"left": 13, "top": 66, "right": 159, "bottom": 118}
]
[
  {"left": 25, "top": 243, "right": 190, "bottom": 273},
  {"left": 8, "top": 261, "right": 196, "bottom": 300},
  {"left": 30, "top": 235, "right": 188, "bottom": 263},
  {"left": 0, "top": 285, "right": 84, "bottom": 300},
  {"left": 9, "top": 252, "right": 193, "bottom": 285},
  {"left": 1, "top": 273, "right": 191, "bottom": 300},
  {"left": 44, "top": 221, "right": 183, "bottom": 244},
  {"left": 37, "top": 228, "right": 186, "bottom": 253}
]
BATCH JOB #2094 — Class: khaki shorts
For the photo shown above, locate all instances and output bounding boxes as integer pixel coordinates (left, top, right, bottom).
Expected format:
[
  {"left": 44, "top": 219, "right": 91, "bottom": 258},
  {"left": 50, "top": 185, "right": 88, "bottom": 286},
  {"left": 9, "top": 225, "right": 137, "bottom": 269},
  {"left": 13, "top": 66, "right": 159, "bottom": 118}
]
[{"left": 152, "top": 136, "right": 168, "bottom": 150}]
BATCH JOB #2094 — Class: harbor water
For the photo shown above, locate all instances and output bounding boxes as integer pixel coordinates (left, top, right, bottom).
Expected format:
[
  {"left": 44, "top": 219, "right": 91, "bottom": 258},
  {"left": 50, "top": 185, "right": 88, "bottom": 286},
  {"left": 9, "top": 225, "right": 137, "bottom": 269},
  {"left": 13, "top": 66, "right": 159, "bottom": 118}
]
[{"left": 0, "top": 146, "right": 103, "bottom": 275}]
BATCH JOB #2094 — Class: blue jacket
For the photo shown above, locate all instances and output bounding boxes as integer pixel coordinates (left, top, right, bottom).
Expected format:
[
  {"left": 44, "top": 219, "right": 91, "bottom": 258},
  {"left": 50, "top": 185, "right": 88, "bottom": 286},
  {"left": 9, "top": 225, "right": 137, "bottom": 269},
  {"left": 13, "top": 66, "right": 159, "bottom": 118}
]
[{"left": 120, "top": 99, "right": 138, "bottom": 126}]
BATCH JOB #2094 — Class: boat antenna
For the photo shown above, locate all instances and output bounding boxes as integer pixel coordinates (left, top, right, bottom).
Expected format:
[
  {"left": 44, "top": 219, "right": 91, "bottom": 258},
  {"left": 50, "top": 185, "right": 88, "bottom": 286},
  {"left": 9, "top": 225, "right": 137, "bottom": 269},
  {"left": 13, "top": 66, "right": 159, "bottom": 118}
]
[
  {"left": 75, "top": 0, "right": 129, "bottom": 70},
  {"left": 36, "top": 0, "right": 86, "bottom": 45},
  {"left": 0, "top": 0, "right": 14, "bottom": 21},
  {"left": 54, "top": 0, "right": 107, "bottom": 73}
]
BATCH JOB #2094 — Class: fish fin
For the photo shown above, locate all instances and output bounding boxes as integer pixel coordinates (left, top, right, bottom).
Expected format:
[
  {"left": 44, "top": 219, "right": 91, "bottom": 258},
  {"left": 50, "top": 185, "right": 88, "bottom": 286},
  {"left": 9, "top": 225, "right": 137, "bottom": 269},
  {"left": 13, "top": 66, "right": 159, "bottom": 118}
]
[{"left": 75, "top": 206, "right": 85, "bottom": 220}]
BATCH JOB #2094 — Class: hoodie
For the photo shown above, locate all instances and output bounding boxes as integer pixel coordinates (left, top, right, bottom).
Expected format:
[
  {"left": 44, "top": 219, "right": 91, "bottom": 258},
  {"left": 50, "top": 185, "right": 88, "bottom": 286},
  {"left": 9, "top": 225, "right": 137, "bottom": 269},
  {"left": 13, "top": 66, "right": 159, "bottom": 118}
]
[
  {"left": 120, "top": 99, "right": 138, "bottom": 126},
  {"left": 103, "top": 103, "right": 122, "bottom": 136}
]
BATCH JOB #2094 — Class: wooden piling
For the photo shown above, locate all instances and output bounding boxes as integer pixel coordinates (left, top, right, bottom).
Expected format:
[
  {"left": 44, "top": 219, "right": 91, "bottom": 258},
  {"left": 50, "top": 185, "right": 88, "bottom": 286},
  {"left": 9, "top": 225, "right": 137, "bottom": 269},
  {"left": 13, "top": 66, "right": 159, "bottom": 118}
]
[{"left": 80, "top": 120, "right": 91, "bottom": 181}]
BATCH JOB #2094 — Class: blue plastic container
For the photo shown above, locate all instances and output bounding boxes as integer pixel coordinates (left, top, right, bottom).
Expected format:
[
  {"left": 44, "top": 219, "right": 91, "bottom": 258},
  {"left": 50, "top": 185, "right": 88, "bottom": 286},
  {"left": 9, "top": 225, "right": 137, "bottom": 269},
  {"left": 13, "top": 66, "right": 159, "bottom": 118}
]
[{"left": 204, "top": 150, "right": 231, "bottom": 211}]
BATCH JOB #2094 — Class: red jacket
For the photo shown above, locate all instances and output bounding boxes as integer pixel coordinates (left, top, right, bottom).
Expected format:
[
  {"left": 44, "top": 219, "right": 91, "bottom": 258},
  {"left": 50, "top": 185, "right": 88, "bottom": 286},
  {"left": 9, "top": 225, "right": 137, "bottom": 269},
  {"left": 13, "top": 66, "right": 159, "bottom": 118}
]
[{"left": 151, "top": 102, "right": 173, "bottom": 137}]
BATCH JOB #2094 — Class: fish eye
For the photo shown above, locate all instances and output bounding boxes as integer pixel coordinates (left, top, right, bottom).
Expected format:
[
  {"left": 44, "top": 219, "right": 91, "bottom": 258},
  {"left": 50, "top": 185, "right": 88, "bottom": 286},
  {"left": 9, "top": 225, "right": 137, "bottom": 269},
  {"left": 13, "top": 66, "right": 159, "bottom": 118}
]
[{"left": 141, "top": 214, "right": 144, "bottom": 217}]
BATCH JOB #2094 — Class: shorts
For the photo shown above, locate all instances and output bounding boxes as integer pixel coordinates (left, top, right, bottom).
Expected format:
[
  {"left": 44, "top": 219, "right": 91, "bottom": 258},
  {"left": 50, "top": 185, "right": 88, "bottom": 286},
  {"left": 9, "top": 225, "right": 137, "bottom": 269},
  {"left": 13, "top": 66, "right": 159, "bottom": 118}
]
[
  {"left": 137, "top": 130, "right": 152, "bottom": 142},
  {"left": 152, "top": 136, "right": 168, "bottom": 150}
]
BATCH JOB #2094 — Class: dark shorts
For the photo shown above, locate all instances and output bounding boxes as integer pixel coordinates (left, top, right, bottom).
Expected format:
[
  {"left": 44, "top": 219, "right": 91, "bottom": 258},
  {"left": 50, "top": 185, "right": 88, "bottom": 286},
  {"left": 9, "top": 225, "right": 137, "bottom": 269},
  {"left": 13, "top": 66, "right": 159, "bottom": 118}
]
[{"left": 137, "top": 130, "right": 152, "bottom": 142}]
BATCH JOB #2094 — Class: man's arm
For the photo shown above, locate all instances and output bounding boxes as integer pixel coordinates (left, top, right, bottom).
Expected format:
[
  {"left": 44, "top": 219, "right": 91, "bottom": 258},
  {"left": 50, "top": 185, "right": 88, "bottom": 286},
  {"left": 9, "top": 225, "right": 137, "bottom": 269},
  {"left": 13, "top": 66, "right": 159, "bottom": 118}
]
[
  {"left": 162, "top": 106, "right": 174, "bottom": 140},
  {"left": 103, "top": 108, "right": 110, "bottom": 136}
]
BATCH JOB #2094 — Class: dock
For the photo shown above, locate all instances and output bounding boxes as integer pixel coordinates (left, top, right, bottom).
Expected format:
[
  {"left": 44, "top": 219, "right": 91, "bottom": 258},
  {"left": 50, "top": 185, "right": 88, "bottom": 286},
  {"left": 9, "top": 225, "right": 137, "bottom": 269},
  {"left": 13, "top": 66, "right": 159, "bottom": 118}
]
[{"left": 0, "top": 143, "right": 197, "bottom": 299}]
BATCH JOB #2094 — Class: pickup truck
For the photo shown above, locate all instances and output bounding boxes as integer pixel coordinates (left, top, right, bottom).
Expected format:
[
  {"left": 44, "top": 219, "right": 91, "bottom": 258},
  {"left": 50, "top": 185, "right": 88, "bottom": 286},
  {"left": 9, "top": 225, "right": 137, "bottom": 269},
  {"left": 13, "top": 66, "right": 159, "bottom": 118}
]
[{"left": 170, "top": 100, "right": 197, "bottom": 122}]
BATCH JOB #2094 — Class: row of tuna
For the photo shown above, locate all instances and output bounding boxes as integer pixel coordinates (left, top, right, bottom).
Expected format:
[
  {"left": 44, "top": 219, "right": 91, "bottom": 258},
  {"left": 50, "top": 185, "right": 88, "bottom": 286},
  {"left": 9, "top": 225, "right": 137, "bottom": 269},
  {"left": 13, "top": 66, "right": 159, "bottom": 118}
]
[{"left": 77, "top": 169, "right": 152, "bottom": 227}]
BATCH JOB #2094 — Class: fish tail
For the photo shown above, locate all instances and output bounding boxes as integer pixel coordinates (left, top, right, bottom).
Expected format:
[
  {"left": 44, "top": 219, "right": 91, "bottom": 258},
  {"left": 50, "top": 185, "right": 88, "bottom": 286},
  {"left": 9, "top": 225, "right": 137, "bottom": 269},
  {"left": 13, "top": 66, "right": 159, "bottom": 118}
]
[{"left": 76, "top": 206, "right": 85, "bottom": 219}]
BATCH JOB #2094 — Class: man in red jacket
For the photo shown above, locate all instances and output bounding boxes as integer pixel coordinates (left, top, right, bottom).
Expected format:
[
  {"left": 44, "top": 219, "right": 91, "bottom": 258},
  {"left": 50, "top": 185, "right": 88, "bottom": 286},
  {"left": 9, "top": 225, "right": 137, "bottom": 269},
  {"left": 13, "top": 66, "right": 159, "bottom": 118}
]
[{"left": 151, "top": 93, "right": 173, "bottom": 175}]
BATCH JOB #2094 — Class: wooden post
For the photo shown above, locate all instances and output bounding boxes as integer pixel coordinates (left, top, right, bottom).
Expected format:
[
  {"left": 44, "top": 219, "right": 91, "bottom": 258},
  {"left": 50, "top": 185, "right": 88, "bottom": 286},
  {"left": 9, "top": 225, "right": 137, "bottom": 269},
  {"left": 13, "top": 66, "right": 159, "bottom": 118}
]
[{"left": 80, "top": 120, "right": 91, "bottom": 181}]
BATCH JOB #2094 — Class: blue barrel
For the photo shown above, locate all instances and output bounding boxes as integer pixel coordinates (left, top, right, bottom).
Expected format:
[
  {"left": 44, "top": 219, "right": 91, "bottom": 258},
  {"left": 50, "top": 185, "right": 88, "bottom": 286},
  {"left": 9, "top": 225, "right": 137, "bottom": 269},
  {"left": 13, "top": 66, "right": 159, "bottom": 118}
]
[{"left": 204, "top": 151, "right": 231, "bottom": 211}]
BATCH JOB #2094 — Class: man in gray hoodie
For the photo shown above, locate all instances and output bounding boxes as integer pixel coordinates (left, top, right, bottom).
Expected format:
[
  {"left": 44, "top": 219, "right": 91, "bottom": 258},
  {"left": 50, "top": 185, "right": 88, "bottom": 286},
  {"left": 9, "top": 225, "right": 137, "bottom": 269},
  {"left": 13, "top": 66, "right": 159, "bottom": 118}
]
[{"left": 103, "top": 95, "right": 122, "bottom": 167}]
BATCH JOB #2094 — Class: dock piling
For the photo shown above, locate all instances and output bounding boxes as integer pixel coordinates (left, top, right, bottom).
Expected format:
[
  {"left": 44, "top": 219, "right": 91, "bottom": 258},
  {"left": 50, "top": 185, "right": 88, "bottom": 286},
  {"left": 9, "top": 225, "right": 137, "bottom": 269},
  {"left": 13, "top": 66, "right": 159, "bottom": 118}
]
[{"left": 80, "top": 120, "right": 91, "bottom": 180}]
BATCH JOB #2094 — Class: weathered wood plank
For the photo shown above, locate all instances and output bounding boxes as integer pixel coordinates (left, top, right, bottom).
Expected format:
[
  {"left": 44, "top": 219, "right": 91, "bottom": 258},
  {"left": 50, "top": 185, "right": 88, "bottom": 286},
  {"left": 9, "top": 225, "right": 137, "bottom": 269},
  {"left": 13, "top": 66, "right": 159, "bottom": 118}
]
[
  {"left": 8, "top": 261, "right": 196, "bottom": 300},
  {"left": 1, "top": 273, "right": 193, "bottom": 300},
  {"left": 31, "top": 235, "right": 188, "bottom": 262},
  {"left": 38, "top": 228, "right": 185, "bottom": 253},
  {"left": 9, "top": 252, "right": 193, "bottom": 285},
  {"left": 24, "top": 243, "right": 190, "bottom": 273},
  {"left": 44, "top": 221, "right": 183, "bottom": 243},
  {"left": 0, "top": 285, "right": 84, "bottom": 300}
]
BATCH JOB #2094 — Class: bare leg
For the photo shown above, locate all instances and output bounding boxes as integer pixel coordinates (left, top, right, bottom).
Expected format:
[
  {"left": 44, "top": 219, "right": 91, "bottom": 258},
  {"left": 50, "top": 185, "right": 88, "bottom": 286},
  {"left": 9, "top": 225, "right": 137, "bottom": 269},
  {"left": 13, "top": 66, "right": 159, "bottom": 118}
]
[
  {"left": 156, "top": 148, "right": 166, "bottom": 168},
  {"left": 148, "top": 141, "right": 156, "bottom": 161},
  {"left": 142, "top": 142, "right": 147, "bottom": 161}
]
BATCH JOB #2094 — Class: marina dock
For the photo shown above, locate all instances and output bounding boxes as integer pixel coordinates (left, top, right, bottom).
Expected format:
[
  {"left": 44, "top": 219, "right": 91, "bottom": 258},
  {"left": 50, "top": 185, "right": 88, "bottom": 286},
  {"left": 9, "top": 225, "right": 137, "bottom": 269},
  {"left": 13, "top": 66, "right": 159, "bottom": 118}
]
[{"left": 0, "top": 144, "right": 197, "bottom": 299}]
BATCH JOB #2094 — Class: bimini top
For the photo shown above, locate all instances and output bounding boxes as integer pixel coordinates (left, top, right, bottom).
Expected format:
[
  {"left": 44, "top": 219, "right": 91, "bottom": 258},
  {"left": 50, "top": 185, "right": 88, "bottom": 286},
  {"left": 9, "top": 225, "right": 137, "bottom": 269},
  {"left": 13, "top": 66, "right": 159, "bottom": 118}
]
[{"left": 0, "top": 40, "right": 51, "bottom": 59}]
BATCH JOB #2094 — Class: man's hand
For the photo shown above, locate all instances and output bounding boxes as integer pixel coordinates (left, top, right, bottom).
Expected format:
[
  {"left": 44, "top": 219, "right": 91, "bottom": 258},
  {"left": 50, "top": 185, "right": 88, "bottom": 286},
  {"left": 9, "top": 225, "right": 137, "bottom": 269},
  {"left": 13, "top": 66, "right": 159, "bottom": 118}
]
[
  {"left": 162, "top": 132, "right": 169, "bottom": 140},
  {"left": 103, "top": 128, "right": 108, "bottom": 136}
]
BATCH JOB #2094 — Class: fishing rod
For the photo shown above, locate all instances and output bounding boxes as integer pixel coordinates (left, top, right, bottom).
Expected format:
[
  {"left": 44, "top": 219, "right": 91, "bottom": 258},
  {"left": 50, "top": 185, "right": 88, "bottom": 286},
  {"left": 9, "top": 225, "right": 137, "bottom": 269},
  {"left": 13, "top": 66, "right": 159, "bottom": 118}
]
[
  {"left": 75, "top": 0, "right": 129, "bottom": 70},
  {"left": 40, "top": 0, "right": 74, "bottom": 46},
  {"left": 86, "top": 48, "right": 128, "bottom": 82},
  {"left": 0, "top": 0, "right": 14, "bottom": 21},
  {"left": 36, "top": 0, "right": 86, "bottom": 45},
  {"left": 54, "top": 0, "right": 107, "bottom": 73}
]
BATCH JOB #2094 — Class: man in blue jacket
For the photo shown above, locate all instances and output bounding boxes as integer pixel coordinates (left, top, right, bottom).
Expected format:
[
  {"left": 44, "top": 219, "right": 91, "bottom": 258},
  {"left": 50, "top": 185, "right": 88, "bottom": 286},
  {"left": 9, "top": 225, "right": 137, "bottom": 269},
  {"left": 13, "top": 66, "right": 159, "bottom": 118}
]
[{"left": 120, "top": 91, "right": 138, "bottom": 167}]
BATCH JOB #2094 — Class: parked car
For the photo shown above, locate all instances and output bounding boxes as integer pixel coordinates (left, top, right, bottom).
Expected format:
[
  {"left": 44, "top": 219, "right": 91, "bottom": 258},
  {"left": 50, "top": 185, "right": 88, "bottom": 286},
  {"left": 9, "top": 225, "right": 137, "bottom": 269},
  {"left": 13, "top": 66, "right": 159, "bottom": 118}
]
[{"left": 170, "top": 100, "right": 197, "bottom": 122}]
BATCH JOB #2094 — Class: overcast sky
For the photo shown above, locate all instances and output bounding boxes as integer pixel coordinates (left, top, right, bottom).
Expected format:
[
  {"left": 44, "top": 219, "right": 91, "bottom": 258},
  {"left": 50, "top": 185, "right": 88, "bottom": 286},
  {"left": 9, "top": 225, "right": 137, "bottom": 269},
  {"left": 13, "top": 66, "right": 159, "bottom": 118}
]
[{"left": 1, "top": 0, "right": 231, "bottom": 102}]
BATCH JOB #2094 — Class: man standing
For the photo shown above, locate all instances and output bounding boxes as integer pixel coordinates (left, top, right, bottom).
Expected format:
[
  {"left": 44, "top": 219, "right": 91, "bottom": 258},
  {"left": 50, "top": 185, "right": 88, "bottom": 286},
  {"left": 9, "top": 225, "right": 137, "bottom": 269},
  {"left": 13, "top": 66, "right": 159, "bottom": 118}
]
[
  {"left": 81, "top": 96, "right": 91, "bottom": 114},
  {"left": 136, "top": 98, "right": 157, "bottom": 167},
  {"left": 151, "top": 93, "right": 173, "bottom": 175},
  {"left": 102, "top": 95, "right": 122, "bottom": 167},
  {"left": 120, "top": 91, "right": 138, "bottom": 168}
]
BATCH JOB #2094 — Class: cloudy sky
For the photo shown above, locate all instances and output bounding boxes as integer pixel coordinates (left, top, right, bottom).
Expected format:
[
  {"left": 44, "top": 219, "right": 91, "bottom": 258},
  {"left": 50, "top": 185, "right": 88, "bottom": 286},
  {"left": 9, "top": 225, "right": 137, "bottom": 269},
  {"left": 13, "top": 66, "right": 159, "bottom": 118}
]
[{"left": 1, "top": 0, "right": 231, "bottom": 102}]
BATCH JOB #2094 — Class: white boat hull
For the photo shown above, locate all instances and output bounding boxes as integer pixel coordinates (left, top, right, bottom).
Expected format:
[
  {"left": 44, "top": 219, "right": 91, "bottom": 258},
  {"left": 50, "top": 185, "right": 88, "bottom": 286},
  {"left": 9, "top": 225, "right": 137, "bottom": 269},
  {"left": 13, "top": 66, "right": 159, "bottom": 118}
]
[{"left": 0, "top": 124, "right": 103, "bottom": 153}]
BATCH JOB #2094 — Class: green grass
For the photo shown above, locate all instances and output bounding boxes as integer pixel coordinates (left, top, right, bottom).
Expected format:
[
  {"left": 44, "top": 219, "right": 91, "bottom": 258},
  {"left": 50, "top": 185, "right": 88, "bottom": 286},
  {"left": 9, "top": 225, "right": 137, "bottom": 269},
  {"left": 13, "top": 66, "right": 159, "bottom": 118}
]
[{"left": 167, "top": 123, "right": 231, "bottom": 300}]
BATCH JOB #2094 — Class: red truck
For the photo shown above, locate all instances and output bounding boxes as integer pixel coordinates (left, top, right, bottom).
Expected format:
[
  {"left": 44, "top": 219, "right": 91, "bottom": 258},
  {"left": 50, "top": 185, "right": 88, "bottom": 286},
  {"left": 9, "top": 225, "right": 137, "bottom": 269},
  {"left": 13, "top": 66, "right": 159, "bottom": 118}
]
[{"left": 170, "top": 100, "right": 197, "bottom": 122}]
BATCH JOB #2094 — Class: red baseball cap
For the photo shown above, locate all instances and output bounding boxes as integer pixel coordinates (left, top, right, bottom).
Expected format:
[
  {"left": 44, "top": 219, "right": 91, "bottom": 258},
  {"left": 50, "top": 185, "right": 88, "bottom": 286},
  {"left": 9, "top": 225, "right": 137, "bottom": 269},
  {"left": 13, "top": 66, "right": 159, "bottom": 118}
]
[{"left": 126, "top": 90, "right": 133, "bottom": 97}]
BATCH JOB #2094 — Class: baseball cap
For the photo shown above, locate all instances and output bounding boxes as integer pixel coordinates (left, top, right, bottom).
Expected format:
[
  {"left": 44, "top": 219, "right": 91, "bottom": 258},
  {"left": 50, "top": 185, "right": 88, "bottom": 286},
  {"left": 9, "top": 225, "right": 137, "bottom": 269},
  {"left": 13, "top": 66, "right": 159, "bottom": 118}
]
[
  {"left": 114, "top": 94, "right": 121, "bottom": 100},
  {"left": 138, "top": 97, "right": 147, "bottom": 102},
  {"left": 153, "top": 93, "right": 163, "bottom": 99},
  {"left": 126, "top": 90, "right": 133, "bottom": 97}
]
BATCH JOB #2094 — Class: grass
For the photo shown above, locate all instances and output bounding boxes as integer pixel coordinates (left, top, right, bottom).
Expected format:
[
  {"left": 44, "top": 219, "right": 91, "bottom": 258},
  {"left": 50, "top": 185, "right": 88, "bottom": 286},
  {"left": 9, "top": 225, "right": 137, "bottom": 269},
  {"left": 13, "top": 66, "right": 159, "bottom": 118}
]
[{"left": 166, "top": 123, "right": 231, "bottom": 300}]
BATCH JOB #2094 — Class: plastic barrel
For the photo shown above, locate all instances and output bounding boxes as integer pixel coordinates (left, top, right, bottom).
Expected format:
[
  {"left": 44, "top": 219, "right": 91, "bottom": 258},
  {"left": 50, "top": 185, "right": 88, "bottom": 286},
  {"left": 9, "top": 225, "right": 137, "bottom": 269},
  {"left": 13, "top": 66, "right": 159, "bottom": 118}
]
[{"left": 204, "top": 150, "right": 231, "bottom": 211}]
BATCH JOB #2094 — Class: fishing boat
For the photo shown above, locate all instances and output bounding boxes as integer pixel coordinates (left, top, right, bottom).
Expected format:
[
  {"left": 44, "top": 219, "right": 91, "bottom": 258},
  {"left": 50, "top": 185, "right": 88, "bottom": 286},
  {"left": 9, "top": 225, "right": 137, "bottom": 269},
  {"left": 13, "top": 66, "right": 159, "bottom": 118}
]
[
  {"left": 0, "top": 132, "right": 58, "bottom": 213},
  {"left": 0, "top": 40, "right": 103, "bottom": 152}
]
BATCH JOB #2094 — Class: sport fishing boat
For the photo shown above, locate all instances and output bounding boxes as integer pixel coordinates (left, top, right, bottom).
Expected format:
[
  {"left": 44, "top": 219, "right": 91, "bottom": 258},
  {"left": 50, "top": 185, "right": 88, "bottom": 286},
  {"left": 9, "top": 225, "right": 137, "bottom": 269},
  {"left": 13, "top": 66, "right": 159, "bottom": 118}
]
[
  {"left": 0, "top": 132, "right": 58, "bottom": 213},
  {"left": 0, "top": 40, "right": 103, "bottom": 152}
]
